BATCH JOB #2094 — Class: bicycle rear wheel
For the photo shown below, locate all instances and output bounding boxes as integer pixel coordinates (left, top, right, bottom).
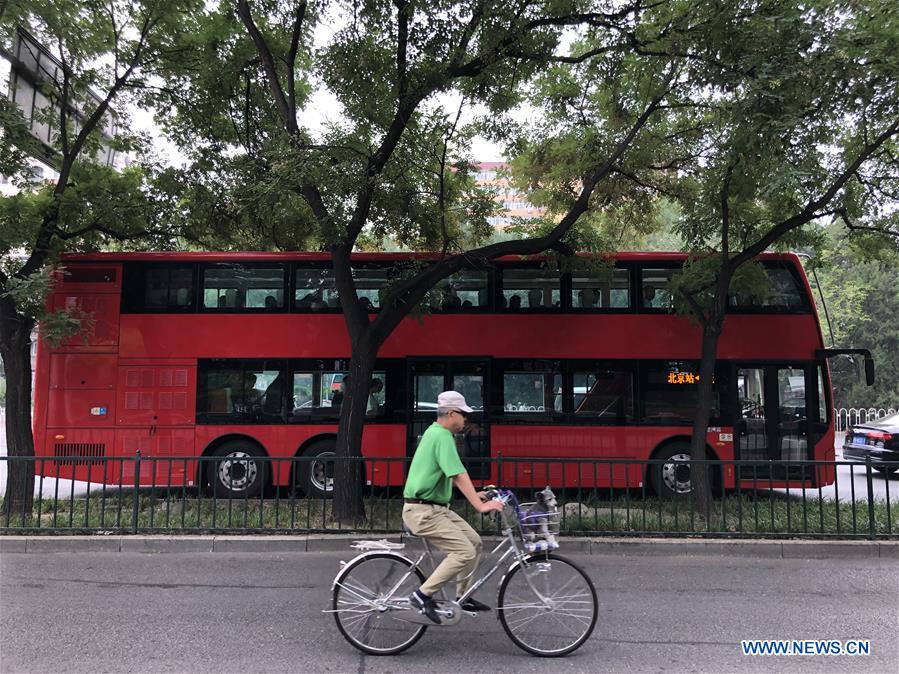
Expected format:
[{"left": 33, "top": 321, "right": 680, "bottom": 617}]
[
  {"left": 497, "top": 553, "right": 597, "bottom": 657},
  {"left": 332, "top": 552, "right": 427, "bottom": 655}
]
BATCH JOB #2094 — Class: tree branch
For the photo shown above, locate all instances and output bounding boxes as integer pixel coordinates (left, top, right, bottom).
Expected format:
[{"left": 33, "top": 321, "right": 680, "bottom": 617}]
[
  {"left": 236, "top": 0, "right": 298, "bottom": 135},
  {"left": 285, "top": 0, "right": 308, "bottom": 116},
  {"left": 732, "top": 117, "right": 899, "bottom": 268}
]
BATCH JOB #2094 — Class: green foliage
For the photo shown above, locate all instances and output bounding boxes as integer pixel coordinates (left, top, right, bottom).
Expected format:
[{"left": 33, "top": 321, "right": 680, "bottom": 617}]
[
  {"left": 0, "top": 0, "right": 201, "bottom": 324},
  {"left": 813, "top": 225, "right": 899, "bottom": 409},
  {"left": 673, "top": 0, "right": 899, "bottom": 255},
  {"left": 0, "top": 266, "right": 95, "bottom": 346}
]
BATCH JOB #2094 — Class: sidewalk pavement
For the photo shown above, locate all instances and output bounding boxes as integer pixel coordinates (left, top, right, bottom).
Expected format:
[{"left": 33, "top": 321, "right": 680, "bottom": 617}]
[{"left": 1, "top": 534, "right": 896, "bottom": 558}]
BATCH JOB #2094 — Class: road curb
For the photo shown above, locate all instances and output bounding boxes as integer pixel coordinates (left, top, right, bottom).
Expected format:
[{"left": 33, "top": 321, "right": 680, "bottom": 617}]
[{"left": 1, "top": 534, "right": 896, "bottom": 557}]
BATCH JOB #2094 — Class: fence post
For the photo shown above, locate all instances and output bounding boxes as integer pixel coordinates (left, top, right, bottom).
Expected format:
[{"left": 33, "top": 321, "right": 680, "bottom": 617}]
[
  {"left": 132, "top": 450, "right": 141, "bottom": 534},
  {"left": 865, "top": 455, "right": 876, "bottom": 540}
]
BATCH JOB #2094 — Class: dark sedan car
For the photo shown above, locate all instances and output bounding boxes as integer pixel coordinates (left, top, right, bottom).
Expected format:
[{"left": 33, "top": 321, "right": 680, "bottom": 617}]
[{"left": 843, "top": 412, "right": 899, "bottom": 473}]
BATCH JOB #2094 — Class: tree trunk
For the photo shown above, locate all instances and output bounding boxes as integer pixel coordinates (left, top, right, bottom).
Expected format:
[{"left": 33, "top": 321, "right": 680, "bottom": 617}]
[
  {"left": 689, "top": 319, "right": 722, "bottom": 519},
  {"left": 331, "top": 341, "right": 378, "bottom": 524},
  {"left": 0, "top": 301, "right": 36, "bottom": 523},
  {"left": 688, "top": 274, "right": 731, "bottom": 519}
]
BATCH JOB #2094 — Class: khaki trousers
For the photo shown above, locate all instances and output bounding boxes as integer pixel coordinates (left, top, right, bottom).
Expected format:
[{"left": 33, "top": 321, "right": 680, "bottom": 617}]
[{"left": 402, "top": 503, "right": 482, "bottom": 598}]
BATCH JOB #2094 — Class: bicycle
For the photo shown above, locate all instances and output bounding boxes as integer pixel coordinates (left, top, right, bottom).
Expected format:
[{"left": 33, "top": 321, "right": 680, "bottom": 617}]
[{"left": 326, "top": 488, "right": 598, "bottom": 657}]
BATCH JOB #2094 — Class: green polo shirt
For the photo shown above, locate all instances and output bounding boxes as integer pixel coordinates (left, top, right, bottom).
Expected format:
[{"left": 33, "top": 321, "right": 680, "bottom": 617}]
[{"left": 404, "top": 422, "right": 466, "bottom": 504}]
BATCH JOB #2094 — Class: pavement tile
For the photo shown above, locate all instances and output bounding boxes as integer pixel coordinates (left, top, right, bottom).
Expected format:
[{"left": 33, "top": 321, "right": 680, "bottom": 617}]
[
  {"left": 120, "top": 536, "right": 214, "bottom": 553},
  {"left": 877, "top": 542, "right": 899, "bottom": 558},
  {"left": 0, "top": 537, "right": 27, "bottom": 553},
  {"left": 212, "top": 536, "right": 308, "bottom": 552},
  {"left": 590, "top": 538, "right": 783, "bottom": 557},
  {"left": 781, "top": 540, "right": 880, "bottom": 558},
  {"left": 306, "top": 534, "right": 403, "bottom": 552},
  {"left": 26, "top": 536, "right": 121, "bottom": 553}
]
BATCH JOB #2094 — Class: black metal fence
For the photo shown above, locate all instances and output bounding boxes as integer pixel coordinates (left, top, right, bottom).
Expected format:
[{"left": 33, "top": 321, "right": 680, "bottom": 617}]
[{"left": 0, "top": 454, "right": 896, "bottom": 538}]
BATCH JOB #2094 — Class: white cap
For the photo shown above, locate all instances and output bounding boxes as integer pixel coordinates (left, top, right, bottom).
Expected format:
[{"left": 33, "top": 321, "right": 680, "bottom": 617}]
[{"left": 437, "top": 390, "right": 473, "bottom": 413}]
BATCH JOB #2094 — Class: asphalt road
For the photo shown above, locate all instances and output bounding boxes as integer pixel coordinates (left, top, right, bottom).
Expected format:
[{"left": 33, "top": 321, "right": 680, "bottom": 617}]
[{"left": 1, "top": 548, "right": 896, "bottom": 673}]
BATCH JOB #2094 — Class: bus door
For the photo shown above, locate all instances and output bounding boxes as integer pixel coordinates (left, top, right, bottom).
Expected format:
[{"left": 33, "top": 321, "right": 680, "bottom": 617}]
[
  {"left": 735, "top": 364, "right": 812, "bottom": 480},
  {"left": 408, "top": 359, "right": 491, "bottom": 481}
]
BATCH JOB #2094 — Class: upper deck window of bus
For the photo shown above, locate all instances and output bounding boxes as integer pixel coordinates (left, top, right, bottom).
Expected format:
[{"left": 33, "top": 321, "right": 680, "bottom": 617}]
[
  {"left": 728, "top": 263, "right": 809, "bottom": 311},
  {"left": 295, "top": 266, "right": 339, "bottom": 311},
  {"left": 122, "top": 264, "right": 195, "bottom": 312},
  {"left": 571, "top": 268, "right": 631, "bottom": 309},
  {"left": 640, "top": 268, "right": 677, "bottom": 310},
  {"left": 431, "top": 269, "right": 489, "bottom": 311},
  {"left": 500, "top": 266, "right": 561, "bottom": 310},
  {"left": 351, "top": 264, "right": 393, "bottom": 311},
  {"left": 202, "top": 265, "right": 285, "bottom": 310}
]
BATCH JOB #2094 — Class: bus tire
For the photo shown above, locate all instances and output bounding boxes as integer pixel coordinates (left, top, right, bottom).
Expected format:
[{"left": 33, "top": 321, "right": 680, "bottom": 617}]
[
  {"left": 207, "top": 440, "right": 268, "bottom": 499},
  {"left": 298, "top": 439, "right": 336, "bottom": 499},
  {"left": 649, "top": 443, "right": 694, "bottom": 498}
]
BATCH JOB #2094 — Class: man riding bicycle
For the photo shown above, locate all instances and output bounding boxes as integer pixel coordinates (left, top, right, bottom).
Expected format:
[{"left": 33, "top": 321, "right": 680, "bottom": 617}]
[{"left": 402, "top": 391, "right": 505, "bottom": 624}]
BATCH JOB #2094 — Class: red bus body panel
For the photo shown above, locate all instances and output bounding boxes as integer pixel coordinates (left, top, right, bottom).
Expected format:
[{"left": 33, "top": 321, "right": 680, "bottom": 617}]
[{"left": 33, "top": 252, "right": 834, "bottom": 490}]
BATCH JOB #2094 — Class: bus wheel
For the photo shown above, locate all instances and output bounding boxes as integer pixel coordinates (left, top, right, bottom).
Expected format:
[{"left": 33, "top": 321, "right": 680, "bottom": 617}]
[
  {"left": 298, "top": 440, "right": 336, "bottom": 499},
  {"left": 650, "top": 444, "right": 693, "bottom": 497},
  {"left": 207, "top": 441, "right": 268, "bottom": 499}
]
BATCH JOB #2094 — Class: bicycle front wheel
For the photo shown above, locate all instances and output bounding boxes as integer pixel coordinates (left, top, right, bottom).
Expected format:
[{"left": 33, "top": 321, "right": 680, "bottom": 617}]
[
  {"left": 497, "top": 553, "right": 598, "bottom": 657},
  {"left": 332, "top": 552, "right": 427, "bottom": 656}
]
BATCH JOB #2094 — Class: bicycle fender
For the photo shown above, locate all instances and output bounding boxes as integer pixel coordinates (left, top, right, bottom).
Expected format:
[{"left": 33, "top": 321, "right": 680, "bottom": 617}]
[
  {"left": 330, "top": 550, "right": 419, "bottom": 592},
  {"left": 495, "top": 552, "right": 558, "bottom": 611}
]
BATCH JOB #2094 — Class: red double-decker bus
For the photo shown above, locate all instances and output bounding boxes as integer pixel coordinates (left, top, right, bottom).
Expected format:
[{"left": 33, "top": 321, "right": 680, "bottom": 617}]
[{"left": 33, "top": 251, "right": 843, "bottom": 498}]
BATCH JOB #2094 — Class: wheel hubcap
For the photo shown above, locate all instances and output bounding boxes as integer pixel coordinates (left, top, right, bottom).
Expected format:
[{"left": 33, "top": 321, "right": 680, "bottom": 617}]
[
  {"left": 661, "top": 453, "right": 692, "bottom": 493},
  {"left": 217, "top": 451, "right": 257, "bottom": 491},
  {"left": 310, "top": 452, "right": 335, "bottom": 492}
]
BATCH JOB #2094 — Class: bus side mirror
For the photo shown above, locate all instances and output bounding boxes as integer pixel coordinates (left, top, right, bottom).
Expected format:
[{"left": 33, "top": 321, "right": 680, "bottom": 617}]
[{"left": 816, "top": 348, "right": 875, "bottom": 387}]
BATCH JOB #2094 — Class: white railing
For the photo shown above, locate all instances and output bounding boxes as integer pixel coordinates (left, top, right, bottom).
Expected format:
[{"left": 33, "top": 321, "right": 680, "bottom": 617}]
[{"left": 834, "top": 407, "right": 897, "bottom": 432}]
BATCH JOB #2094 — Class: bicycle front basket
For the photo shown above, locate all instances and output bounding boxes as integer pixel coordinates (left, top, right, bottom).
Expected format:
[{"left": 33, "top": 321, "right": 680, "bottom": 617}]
[{"left": 515, "top": 501, "right": 560, "bottom": 552}]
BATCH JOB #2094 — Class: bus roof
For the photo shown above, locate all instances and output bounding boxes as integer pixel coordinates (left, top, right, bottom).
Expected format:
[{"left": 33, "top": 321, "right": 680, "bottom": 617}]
[{"left": 58, "top": 251, "right": 803, "bottom": 265}]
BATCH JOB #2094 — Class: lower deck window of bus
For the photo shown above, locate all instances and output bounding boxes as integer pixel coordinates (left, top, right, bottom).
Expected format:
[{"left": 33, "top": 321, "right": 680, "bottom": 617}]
[
  {"left": 571, "top": 268, "right": 631, "bottom": 309},
  {"left": 503, "top": 367, "right": 562, "bottom": 414},
  {"left": 572, "top": 369, "right": 634, "bottom": 420},
  {"left": 202, "top": 265, "right": 286, "bottom": 310},
  {"left": 817, "top": 366, "right": 827, "bottom": 422},
  {"left": 501, "top": 267, "right": 561, "bottom": 310},
  {"left": 640, "top": 269, "right": 676, "bottom": 310},
  {"left": 202, "top": 365, "right": 284, "bottom": 418},
  {"left": 122, "top": 265, "right": 195, "bottom": 311},
  {"left": 642, "top": 361, "right": 719, "bottom": 423},
  {"left": 291, "top": 370, "right": 386, "bottom": 418},
  {"left": 295, "top": 266, "right": 339, "bottom": 310}
]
